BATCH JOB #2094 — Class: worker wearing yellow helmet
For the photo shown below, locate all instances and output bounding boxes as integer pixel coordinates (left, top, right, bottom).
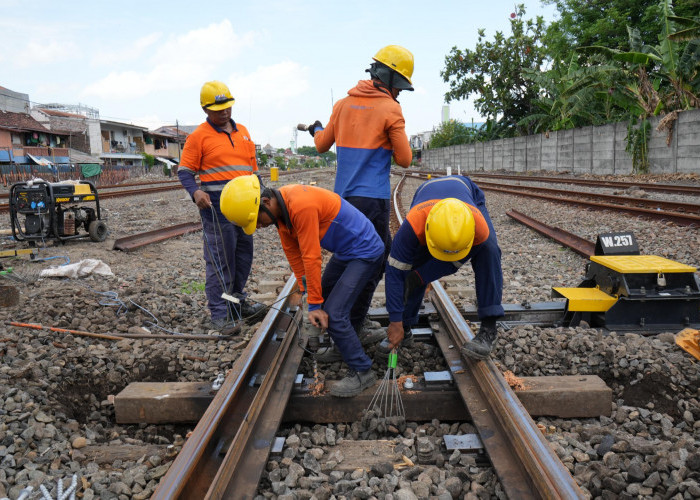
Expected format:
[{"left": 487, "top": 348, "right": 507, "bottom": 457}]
[
  {"left": 177, "top": 80, "right": 264, "bottom": 334},
  {"left": 378, "top": 175, "right": 504, "bottom": 362},
  {"left": 304, "top": 45, "right": 414, "bottom": 349},
  {"left": 220, "top": 175, "right": 385, "bottom": 398}
]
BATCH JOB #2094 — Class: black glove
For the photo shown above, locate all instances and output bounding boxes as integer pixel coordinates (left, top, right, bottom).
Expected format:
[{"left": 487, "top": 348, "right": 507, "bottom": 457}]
[
  {"left": 403, "top": 270, "right": 424, "bottom": 304},
  {"left": 308, "top": 120, "right": 322, "bottom": 137}
]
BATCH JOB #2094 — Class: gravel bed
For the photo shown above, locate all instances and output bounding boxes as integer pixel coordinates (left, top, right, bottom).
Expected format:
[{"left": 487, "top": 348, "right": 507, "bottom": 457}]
[{"left": 0, "top": 169, "right": 698, "bottom": 499}]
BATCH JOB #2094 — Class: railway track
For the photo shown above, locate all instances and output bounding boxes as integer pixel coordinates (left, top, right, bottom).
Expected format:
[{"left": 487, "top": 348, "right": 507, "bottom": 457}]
[
  {"left": 399, "top": 171, "right": 700, "bottom": 226},
  {"left": 466, "top": 172, "right": 700, "bottom": 197},
  {"left": 0, "top": 169, "right": 299, "bottom": 214},
  {"left": 150, "top": 174, "right": 584, "bottom": 499}
]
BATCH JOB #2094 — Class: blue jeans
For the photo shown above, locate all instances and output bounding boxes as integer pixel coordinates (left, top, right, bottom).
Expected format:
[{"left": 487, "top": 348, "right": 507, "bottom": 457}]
[
  {"left": 344, "top": 197, "right": 390, "bottom": 331},
  {"left": 321, "top": 253, "right": 383, "bottom": 372},
  {"left": 201, "top": 207, "right": 254, "bottom": 321}
]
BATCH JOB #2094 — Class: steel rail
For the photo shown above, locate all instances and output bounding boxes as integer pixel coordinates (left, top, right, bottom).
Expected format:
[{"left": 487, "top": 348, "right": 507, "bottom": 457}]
[
  {"left": 430, "top": 288, "right": 585, "bottom": 499},
  {"left": 394, "top": 174, "right": 584, "bottom": 499},
  {"left": 506, "top": 209, "right": 595, "bottom": 257},
  {"left": 152, "top": 277, "right": 303, "bottom": 500},
  {"left": 475, "top": 180, "right": 700, "bottom": 214},
  {"left": 112, "top": 222, "right": 202, "bottom": 251},
  {"left": 466, "top": 172, "right": 700, "bottom": 197},
  {"left": 396, "top": 170, "right": 700, "bottom": 226},
  {"left": 480, "top": 183, "right": 700, "bottom": 226}
]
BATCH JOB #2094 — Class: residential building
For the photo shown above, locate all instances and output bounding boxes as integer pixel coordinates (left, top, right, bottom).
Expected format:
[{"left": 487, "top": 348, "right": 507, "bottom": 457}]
[{"left": 99, "top": 120, "right": 148, "bottom": 168}]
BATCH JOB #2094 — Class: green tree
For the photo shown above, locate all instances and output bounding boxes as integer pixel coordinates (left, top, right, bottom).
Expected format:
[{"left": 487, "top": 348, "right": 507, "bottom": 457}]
[
  {"left": 296, "top": 145, "right": 337, "bottom": 163},
  {"left": 427, "top": 120, "right": 482, "bottom": 148},
  {"left": 570, "top": 0, "right": 700, "bottom": 171},
  {"left": 273, "top": 155, "right": 287, "bottom": 171},
  {"left": 543, "top": 0, "right": 699, "bottom": 64},
  {"left": 441, "top": 4, "right": 548, "bottom": 137},
  {"left": 258, "top": 152, "right": 269, "bottom": 167}
]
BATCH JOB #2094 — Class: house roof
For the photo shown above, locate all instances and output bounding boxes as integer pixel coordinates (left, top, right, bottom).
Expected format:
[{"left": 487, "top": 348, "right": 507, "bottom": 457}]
[
  {"left": 100, "top": 119, "right": 149, "bottom": 131},
  {"left": 39, "top": 108, "right": 88, "bottom": 119},
  {"left": 69, "top": 148, "right": 104, "bottom": 164},
  {"left": 0, "top": 110, "right": 51, "bottom": 133},
  {"left": 153, "top": 125, "right": 192, "bottom": 138}
]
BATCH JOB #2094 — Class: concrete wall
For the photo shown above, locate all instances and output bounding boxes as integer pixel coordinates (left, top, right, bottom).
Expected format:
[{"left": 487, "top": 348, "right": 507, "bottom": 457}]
[{"left": 422, "top": 108, "right": 700, "bottom": 174}]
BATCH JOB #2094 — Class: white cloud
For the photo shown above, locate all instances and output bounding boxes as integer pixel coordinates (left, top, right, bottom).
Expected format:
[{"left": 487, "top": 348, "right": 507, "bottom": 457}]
[
  {"left": 15, "top": 39, "right": 80, "bottom": 67},
  {"left": 82, "top": 20, "right": 255, "bottom": 100},
  {"left": 228, "top": 60, "right": 309, "bottom": 104}
]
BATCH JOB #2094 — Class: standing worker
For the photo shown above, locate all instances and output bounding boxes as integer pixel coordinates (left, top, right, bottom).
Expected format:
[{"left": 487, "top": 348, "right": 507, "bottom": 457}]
[
  {"left": 377, "top": 175, "right": 504, "bottom": 361},
  {"left": 306, "top": 45, "right": 414, "bottom": 345},
  {"left": 220, "top": 175, "right": 384, "bottom": 398},
  {"left": 178, "top": 81, "right": 265, "bottom": 334}
]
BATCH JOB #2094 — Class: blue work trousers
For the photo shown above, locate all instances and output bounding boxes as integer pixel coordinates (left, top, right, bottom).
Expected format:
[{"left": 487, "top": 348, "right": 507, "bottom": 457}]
[
  {"left": 321, "top": 254, "right": 383, "bottom": 372},
  {"left": 344, "top": 196, "right": 390, "bottom": 331},
  {"left": 201, "top": 207, "right": 254, "bottom": 321}
]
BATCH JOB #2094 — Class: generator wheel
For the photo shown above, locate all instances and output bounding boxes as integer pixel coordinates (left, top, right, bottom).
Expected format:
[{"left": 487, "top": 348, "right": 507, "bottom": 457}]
[{"left": 88, "top": 220, "right": 108, "bottom": 242}]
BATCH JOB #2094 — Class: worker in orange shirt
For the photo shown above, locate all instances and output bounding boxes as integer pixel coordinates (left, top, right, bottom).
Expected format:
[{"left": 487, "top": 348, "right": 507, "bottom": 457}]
[
  {"left": 306, "top": 45, "right": 414, "bottom": 347},
  {"left": 220, "top": 176, "right": 384, "bottom": 398},
  {"left": 178, "top": 81, "right": 265, "bottom": 334}
]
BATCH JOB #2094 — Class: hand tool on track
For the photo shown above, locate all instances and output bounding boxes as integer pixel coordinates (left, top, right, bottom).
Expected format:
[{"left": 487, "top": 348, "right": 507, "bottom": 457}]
[{"left": 363, "top": 348, "right": 406, "bottom": 434}]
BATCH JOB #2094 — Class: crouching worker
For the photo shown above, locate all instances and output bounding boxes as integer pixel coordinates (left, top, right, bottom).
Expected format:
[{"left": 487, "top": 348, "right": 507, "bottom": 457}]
[
  {"left": 378, "top": 175, "right": 504, "bottom": 361},
  {"left": 220, "top": 175, "right": 383, "bottom": 397}
]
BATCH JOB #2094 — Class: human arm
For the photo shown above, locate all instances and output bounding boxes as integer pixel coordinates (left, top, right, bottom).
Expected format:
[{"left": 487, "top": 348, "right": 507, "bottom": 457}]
[
  {"left": 384, "top": 221, "right": 422, "bottom": 322},
  {"left": 314, "top": 102, "right": 341, "bottom": 153},
  {"left": 387, "top": 107, "right": 411, "bottom": 167},
  {"left": 289, "top": 206, "right": 324, "bottom": 310},
  {"left": 177, "top": 132, "right": 208, "bottom": 205}
]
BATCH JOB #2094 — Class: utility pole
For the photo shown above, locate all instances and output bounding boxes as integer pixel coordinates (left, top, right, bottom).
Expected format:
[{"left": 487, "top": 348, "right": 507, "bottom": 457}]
[{"left": 176, "top": 120, "right": 181, "bottom": 163}]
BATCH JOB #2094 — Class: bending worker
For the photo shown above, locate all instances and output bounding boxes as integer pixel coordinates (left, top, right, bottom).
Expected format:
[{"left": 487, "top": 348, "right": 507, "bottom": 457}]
[
  {"left": 220, "top": 175, "right": 383, "bottom": 398},
  {"left": 178, "top": 81, "right": 264, "bottom": 334},
  {"left": 306, "top": 45, "right": 414, "bottom": 345},
  {"left": 377, "top": 175, "right": 504, "bottom": 361}
]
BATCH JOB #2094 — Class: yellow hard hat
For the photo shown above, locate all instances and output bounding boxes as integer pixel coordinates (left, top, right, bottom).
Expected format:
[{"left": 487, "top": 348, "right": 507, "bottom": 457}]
[
  {"left": 200, "top": 81, "right": 235, "bottom": 111},
  {"left": 425, "top": 198, "right": 475, "bottom": 262},
  {"left": 220, "top": 175, "right": 260, "bottom": 235},
  {"left": 373, "top": 45, "right": 414, "bottom": 86}
]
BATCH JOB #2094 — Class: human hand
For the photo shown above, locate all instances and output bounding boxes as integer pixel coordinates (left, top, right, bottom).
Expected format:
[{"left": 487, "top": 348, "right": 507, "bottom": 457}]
[
  {"left": 386, "top": 321, "right": 404, "bottom": 350},
  {"left": 308, "top": 120, "right": 322, "bottom": 137},
  {"left": 308, "top": 309, "right": 328, "bottom": 329},
  {"left": 193, "top": 189, "right": 212, "bottom": 210}
]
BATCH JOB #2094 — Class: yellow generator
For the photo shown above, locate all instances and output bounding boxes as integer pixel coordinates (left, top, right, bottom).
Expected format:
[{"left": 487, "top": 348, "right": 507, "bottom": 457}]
[
  {"left": 9, "top": 180, "right": 108, "bottom": 244},
  {"left": 553, "top": 232, "right": 700, "bottom": 332}
]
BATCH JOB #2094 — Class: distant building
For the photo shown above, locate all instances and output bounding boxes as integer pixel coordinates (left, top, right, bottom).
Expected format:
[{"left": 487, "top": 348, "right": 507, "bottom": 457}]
[
  {"left": 99, "top": 120, "right": 148, "bottom": 168},
  {"left": 410, "top": 130, "right": 434, "bottom": 150}
]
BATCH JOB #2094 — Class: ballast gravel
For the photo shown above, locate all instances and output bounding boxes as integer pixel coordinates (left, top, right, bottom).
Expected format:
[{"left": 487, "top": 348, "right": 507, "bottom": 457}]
[{"left": 0, "top": 168, "right": 698, "bottom": 499}]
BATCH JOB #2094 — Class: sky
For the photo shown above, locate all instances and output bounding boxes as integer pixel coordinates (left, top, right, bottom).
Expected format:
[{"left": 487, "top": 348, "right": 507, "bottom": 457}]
[{"left": 1, "top": 0, "right": 557, "bottom": 151}]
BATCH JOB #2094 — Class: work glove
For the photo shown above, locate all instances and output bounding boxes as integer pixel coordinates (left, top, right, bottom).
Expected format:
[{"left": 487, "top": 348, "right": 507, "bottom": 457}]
[
  {"left": 308, "top": 120, "right": 322, "bottom": 137},
  {"left": 403, "top": 270, "right": 424, "bottom": 304}
]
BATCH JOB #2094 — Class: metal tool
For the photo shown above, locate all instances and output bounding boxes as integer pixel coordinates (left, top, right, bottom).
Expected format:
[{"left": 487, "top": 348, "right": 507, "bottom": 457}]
[{"left": 365, "top": 348, "right": 405, "bottom": 433}]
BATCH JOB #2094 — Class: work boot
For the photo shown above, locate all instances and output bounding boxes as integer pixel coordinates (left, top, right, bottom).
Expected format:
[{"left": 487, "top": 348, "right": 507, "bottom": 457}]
[
  {"left": 375, "top": 325, "right": 414, "bottom": 360},
  {"left": 461, "top": 325, "right": 498, "bottom": 361},
  {"left": 356, "top": 318, "right": 385, "bottom": 346},
  {"left": 239, "top": 301, "right": 266, "bottom": 323},
  {"left": 209, "top": 317, "right": 239, "bottom": 336},
  {"left": 315, "top": 345, "right": 344, "bottom": 363},
  {"left": 330, "top": 369, "right": 377, "bottom": 398}
]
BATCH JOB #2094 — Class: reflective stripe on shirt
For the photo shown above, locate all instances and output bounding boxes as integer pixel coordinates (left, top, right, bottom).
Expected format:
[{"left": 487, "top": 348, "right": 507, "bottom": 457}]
[{"left": 388, "top": 255, "right": 412, "bottom": 271}]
